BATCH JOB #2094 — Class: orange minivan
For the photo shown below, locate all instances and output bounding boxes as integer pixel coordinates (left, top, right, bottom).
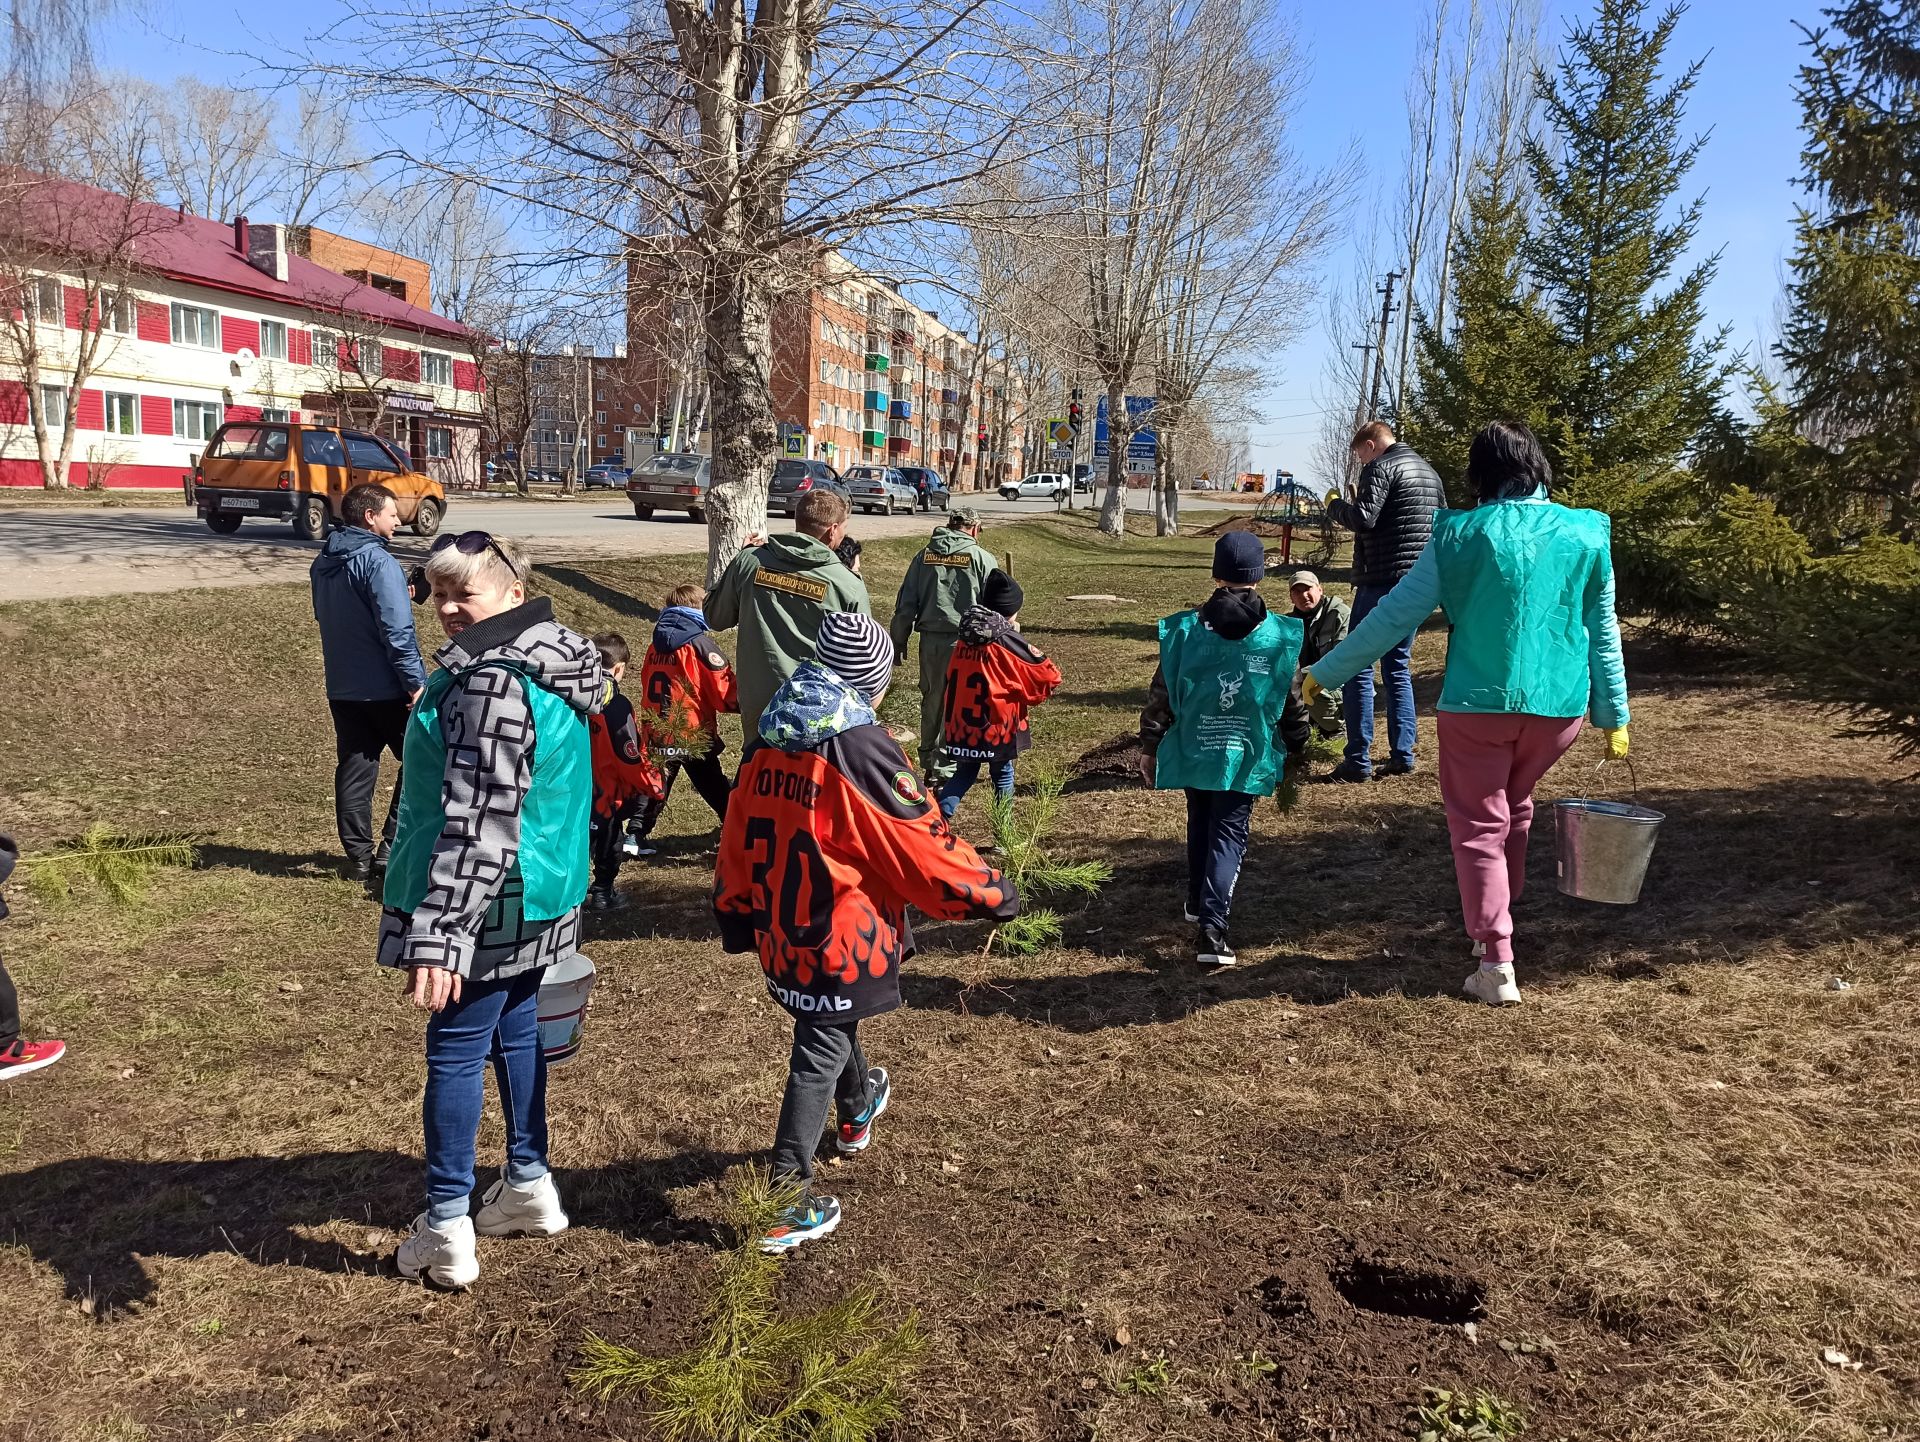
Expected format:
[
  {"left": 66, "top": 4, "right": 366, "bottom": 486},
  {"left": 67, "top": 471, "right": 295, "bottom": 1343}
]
[{"left": 188, "top": 421, "right": 447, "bottom": 541}]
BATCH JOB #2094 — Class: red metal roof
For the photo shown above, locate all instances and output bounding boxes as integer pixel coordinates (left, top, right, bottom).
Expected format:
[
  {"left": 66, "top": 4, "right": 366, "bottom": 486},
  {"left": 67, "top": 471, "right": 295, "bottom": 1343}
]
[{"left": 6, "top": 173, "right": 473, "bottom": 343}]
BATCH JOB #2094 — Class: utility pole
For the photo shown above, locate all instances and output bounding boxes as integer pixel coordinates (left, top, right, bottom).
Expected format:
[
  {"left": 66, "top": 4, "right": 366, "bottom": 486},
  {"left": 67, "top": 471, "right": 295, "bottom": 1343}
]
[
  {"left": 1367, "top": 271, "right": 1400, "bottom": 421},
  {"left": 1347, "top": 341, "right": 1375, "bottom": 491}
]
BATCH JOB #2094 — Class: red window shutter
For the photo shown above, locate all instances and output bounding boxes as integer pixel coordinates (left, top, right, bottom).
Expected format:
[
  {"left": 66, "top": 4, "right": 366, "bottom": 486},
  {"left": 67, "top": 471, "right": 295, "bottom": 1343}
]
[
  {"left": 226, "top": 404, "right": 261, "bottom": 423},
  {"left": 141, "top": 394, "right": 173, "bottom": 435},
  {"left": 221, "top": 316, "right": 261, "bottom": 354},
  {"left": 137, "top": 301, "right": 169, "bottom": 344},
  {"left": 287, "top": 328, "right": 311, "bottom": 366},
  {"left": 383, "top": 346, "right": 419, "bottom": 382},
  {"left": 338, "top": 337, "right": 355, "bottom": 368},
  {"left": 74, "top": 388, "right": 104, "bottom": 430},
  {"left": 451, "top": 359, "right": 479, "bottom": 392},
  {"left": 0, "top": 380, "right": 26, "bottom": 424},
  {"left": 64, "top": 285, "right": 88, "bottom": 330}
]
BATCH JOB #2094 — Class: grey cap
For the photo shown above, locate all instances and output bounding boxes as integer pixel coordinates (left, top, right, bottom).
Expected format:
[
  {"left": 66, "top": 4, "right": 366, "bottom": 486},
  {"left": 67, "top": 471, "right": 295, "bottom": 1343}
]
[
  {"left": 947, "top": 505, "right": 983, "bottom": 529},
  {"left": 1288, "top": 570, "right": 1321, "bottom": 589}
]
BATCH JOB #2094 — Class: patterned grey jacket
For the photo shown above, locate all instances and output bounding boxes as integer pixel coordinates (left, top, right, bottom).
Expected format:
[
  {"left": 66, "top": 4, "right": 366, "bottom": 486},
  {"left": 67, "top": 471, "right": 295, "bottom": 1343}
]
[{"left": 377, "top": 598, "right": 605, "bottom": 983}]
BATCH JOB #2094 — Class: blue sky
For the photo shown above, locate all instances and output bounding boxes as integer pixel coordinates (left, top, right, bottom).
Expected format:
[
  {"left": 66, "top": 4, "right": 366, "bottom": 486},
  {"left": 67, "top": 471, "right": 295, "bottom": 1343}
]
[{"left": 100, "top": 0, "right": 1816, "bottom": 483}]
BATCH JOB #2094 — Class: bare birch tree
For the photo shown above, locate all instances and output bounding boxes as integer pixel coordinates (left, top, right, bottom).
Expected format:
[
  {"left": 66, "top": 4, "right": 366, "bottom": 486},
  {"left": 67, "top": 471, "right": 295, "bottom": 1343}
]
[{"left": 307, "top": 0, "right": 1049, "bottom": 579}]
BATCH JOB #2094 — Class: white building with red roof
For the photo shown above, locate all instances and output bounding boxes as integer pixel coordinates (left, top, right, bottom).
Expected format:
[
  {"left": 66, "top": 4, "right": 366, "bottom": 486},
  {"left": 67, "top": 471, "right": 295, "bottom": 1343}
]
[{"left": 0, "top": 175, "right": 485, "bottom": 489}]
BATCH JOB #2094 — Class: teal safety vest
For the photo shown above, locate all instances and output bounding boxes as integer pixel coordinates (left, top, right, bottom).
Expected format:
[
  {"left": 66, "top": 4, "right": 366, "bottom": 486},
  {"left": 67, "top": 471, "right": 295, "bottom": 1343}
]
[
  {"left": 1153, "top": 606, "right": 1304, "bottom": 796},
  {"left": 383, "top": 661, "right": 593, "bottom": 919},
  {"left": 1429, "top": 501, "right": 1612, "bottom": 718}
]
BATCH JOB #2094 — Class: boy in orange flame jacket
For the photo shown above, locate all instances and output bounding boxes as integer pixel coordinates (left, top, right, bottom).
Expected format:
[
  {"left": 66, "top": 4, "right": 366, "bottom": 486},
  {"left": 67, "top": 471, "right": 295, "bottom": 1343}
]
[
  {"left": 714, "top": 612, "right": 1020, "bottom": 1254},
  {"left": 938, "top": 569, "right": 1061, "bottom": 822}
]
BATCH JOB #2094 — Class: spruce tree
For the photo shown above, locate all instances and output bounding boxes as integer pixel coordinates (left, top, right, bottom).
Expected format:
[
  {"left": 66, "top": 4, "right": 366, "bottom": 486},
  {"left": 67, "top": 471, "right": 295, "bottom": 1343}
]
[
  {"left": 1403, "top": 152, "right": 1563, "bottom": 507},
  {"left": 1775, "top": 1, "right": 1920, "bottom": 544},
  {"left": 1523, "top": 0, "right": 1728, "bottom": 493}
]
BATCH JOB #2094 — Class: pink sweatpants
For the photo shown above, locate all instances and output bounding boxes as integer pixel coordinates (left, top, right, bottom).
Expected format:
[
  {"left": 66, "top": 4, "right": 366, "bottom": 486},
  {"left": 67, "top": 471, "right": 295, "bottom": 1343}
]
[{"left": 1435, "top": 711, "right": 1585, "bottom": 965}]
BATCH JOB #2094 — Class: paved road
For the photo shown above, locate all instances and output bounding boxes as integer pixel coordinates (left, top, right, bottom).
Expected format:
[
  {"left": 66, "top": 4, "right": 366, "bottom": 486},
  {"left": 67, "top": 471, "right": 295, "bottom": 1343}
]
[{"left": 0, "top": 489, "right": 1237, "bottom": 601}]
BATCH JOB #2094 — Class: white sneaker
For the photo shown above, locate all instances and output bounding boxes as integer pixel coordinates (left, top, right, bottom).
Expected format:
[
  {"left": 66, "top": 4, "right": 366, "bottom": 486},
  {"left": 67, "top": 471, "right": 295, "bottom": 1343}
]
[
  {"left": 473, "top": 1173, "right": 570, "bottom": 1237},
  {"left": 1463, "top": 963, "right": 1522, "bottom": 1006},
  {"left": 1471, "top": 939, "right": 1486, "bottom": 959},
  {"left": 395, "top": 1212, "right": 480, "bottom": 1289}
]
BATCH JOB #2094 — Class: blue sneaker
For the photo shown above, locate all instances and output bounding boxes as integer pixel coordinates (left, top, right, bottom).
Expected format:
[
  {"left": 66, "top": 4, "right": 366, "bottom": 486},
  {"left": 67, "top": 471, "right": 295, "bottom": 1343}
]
[
  {"left": 836, "top": 1068, "right": 891, "bottom": 1155},
  {"left": 760, "top": 1195, "right": 841, "bottom": 1255}
]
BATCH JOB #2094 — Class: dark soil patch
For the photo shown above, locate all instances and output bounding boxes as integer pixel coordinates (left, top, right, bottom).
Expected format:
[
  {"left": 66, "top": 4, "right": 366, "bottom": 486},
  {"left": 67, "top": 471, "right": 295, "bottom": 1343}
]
[
  {"left": 1196, "top": 515, "right": 1296, "bottom": 538},
  {"left": 1067, "top": 732, "right": 1144, "bottom": 788}
]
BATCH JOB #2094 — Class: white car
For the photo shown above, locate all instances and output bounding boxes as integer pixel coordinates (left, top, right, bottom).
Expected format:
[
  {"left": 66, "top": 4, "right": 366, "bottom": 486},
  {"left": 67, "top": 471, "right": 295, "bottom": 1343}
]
[{"left": 999, "top": 472, "right": 1071, "bottom": 501}]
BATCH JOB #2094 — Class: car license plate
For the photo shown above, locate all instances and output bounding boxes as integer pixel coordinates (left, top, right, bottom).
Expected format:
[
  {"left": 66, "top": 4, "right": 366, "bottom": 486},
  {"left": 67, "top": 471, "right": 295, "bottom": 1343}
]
[{"left": 221, "top": 496, "right": 261, "bottom": 510}]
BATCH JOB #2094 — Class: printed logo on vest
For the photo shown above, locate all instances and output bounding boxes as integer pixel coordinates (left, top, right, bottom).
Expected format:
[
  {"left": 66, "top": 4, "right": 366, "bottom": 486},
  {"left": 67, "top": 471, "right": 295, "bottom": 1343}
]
[
  {"left": 892, "top": 769, "right": 924, "bottom": 803},
  {"left": 1217, "top": 670, "right": 1245, "bottom": 711},
  {"left": 921, "top": 551, "right": 972, "bottom": 567},
  {"left": 753, "top": 569, "right": 831, "bottom": 602}
]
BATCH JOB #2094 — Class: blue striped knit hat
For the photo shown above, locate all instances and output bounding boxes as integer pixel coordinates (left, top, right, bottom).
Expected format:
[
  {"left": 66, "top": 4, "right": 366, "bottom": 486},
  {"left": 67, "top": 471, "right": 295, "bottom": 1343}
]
[{"left": 816, "top": 612, "right": 894, "bottom": 702}]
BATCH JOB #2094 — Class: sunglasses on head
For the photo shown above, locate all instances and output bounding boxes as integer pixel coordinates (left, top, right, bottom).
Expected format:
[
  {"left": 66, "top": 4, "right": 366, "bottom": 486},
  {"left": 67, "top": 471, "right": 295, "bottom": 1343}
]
[{"left": 430, "top": 529, "right": 519, "bottom": 579}]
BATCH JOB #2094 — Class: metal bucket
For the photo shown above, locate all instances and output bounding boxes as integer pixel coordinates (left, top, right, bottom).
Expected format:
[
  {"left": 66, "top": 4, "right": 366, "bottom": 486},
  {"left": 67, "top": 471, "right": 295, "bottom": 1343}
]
[{"left": 1554, "top": 794, "right": 1664, "bottom": 904}]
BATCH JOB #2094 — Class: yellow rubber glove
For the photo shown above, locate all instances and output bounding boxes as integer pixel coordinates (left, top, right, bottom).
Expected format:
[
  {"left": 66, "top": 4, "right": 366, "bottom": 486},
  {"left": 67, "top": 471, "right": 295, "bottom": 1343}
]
[
  {"left": 1302, "top": 672, "right": 1327, "bottom": 708},
  {"left": 1323, "top": 489, "right": 1341, "bottom": 509},
  {"left": 1604, "top": 727, "right": 1630, "bottom": 760}
]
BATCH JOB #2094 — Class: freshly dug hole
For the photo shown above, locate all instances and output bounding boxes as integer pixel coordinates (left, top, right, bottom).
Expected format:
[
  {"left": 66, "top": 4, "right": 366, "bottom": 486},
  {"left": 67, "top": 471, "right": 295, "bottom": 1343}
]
[{"left": 1330, "top": 1255, "right": 1487, "bottom": 1325}]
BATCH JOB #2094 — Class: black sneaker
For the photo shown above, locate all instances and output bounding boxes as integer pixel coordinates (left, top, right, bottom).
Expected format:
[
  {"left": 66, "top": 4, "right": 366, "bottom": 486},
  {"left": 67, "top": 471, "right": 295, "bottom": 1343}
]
[
  {"left": 1196, "top": 926, "right": 1236, "bottom": 968},
  {"left": 1319, "top": 762, "right": 1371, "bottom": 784},
  {"left": 836, "top": 1068, "right": 891, "bottom": 1154},
  {"left": 1377, "top": 758, "right": 1416, "bottom": 777},
  {"left": 345, "top": 856, "right": 374, "bottom": 883}
]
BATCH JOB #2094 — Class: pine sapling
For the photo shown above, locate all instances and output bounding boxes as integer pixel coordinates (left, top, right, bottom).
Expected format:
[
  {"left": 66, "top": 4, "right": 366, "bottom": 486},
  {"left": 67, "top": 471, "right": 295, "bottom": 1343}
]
[
  {"left": 984, "top": 767, "right": 1113, "bottom": 957},
  {"left": 22, "top": 825, "right": 199, "bottom": 907}
]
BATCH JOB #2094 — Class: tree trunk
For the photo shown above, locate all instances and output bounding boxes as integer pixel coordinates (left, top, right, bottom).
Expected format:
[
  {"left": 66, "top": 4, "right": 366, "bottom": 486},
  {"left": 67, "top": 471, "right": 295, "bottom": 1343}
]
[
  {"left": 1154, "top": 427, "right": 1178, "bottom": 535},
  {"left": 1097, "top": 378, "right": 1127, "bottom": 536},
  {"left": 703, "top": 255, "right": 776, "bottom": 585}
]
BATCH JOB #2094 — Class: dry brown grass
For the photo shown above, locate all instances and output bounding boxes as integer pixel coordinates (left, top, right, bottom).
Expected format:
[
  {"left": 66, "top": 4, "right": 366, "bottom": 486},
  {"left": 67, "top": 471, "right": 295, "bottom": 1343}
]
[{"left": 1, "top": 516, "right": 1915, "bottom": 1441}]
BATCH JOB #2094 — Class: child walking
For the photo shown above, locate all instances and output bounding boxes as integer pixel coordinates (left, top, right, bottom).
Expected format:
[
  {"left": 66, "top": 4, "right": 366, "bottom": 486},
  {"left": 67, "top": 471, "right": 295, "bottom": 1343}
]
[
  {"left": 0, "top": 832, "right": 65, "bottom": 1081},
  {"left": 1138, "top": 532, "right": 1311, "bottom": 969},
  {"left": 586, "top": 633, "right": 663, "bottom": 910},
  {"left": 634, "top": 585, "right": 740, "bottom": 844},
  {"left": 715, "top": 613, "right": 1020, "bottom": 1254},
  {"left": 938, "top": 570, "right": 1062, "bottom": 821}
]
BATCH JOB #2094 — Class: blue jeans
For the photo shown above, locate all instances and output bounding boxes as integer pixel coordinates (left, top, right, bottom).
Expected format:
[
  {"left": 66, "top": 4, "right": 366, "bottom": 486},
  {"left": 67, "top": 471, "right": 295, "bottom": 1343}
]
[
  {"left": 423, "top": 967, "right": 550, "bottom": 1223},
  {"left": 939, "top": 757, "right": 1015, "bottom": 818},
  {"left": 1342, "top": 582, "right": 1418, "bottom": 772},
  {"left": 1184, "top": 789, "right": 1254, "bottom": 931}
]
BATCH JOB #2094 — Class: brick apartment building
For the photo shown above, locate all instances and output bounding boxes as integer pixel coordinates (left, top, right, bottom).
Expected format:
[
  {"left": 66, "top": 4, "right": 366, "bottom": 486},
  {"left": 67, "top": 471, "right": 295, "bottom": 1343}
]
[
  {"left": 620, "top": 248, "right": 1030, "bottom": 487},
  {"left": 0, "top": 178, "right": 483, "bottom": 488}
]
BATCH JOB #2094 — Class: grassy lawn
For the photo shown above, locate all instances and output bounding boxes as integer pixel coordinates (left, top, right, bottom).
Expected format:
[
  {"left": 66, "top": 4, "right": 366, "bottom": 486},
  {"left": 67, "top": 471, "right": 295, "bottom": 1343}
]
[{"left": 1, "top": 515, "right": 1915, "bottom": 1441}]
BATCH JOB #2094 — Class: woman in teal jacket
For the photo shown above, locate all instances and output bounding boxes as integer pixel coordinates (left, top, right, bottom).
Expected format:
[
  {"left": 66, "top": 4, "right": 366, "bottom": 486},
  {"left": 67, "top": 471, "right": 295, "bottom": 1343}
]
[{"left": 1305, "top": 422, "right": 1630, "bottom": 1006}]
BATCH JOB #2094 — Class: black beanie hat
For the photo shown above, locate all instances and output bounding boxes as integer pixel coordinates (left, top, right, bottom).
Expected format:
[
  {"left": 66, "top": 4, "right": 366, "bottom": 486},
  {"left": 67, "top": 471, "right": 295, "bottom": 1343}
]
[
  {"left": 1213, "top": 530, "right": 1266, "bottom": 585},
  {"left": 981, "top": 568, "right": 1024, "bottom": 617}
]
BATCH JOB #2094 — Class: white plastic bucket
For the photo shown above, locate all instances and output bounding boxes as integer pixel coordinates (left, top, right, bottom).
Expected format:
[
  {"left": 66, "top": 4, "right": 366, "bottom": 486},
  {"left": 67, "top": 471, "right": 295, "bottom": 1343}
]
[{"left": 537, "top": 953, "right": 596, "bottom": 1065}]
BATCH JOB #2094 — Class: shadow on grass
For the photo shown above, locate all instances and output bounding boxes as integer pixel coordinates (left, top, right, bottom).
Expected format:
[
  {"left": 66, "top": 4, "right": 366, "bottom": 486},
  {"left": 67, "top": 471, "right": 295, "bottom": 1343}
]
[
  {"left": 198, "top": 844, "right": 345, "bottom": 879},
  {"left": 2, "top": 1144, "right": 749, "bottom": 1316},
  {"left": 541, "top": 564, "right": 662, "bottom": 624},
  {"left": 905, "top": 770, "right": 1920, "bottom": 1031}
]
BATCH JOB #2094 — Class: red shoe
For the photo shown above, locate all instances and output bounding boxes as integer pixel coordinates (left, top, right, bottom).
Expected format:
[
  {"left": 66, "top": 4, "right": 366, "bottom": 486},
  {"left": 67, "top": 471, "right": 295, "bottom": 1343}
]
[{"left": 0, "top": 1038, "right": 67, "bottom": 1080}]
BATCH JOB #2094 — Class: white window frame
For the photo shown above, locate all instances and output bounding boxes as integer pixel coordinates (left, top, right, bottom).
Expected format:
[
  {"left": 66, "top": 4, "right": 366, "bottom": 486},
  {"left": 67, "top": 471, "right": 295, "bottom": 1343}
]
[
  {"left": 355, "top": 342, "right": 383, "bottom": 377},
  {"left": 259, "top": 319, "right": 288, "bottom": 360},
  {"left": 260, "top": 407, "right": 290, "bottom": 423},
  {"left": 425, "top": 425, "right": 453, "bottom": 459},
  {"left": 35, "top": 383, "right": 65, "bottom": 427},
  {"left": 313, "top": 330, "right": 339, "bottom": 370},
  {"left": 170, "top": 302, "right": 219, "bottom": 348},
  {"left": 31, "top": 276, "right": 63, "bottom": 326},
  {"left": 101, "top": 292, "right": 136, "bottom": 335},
  {"left": 596, "top": 409, "right": 607, "bottom": 424},
  {"left": 173, "top": 398, "right": 221, "bottom": 441},
  {"left": 421, "top": 351, "right": 452, "bottom": 387},
  {"left": 103, "top": 391, "right": 138, "bottom": 435}
]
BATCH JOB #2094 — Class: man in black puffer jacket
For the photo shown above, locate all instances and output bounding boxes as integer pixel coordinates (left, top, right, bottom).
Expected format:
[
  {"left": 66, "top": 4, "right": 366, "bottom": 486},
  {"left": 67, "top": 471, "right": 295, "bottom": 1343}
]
[{"left": 1324, "top": 421, "right": 1445, "bottom": 781}]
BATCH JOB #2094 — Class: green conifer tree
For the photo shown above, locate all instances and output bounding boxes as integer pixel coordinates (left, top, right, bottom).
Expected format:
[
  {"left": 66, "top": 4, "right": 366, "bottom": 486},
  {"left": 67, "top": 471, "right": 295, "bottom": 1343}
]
[
  {"left": 1775, "top": 1, "right": 1920, "bottom": 544},
  {"left": 1523, "top": 0, "right": 1729, "bottom": 496},
  {"left": 1403, "top": 152, "right": 1563, "bottom": 507}
]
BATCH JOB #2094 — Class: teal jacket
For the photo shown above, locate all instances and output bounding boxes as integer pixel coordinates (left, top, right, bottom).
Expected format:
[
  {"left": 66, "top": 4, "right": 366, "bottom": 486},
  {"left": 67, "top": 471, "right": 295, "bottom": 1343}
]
[
  {"left": 1308, "top": 493, "right": 1629, "bottom": 729},
  {"left": 1150, "top": 603, "right": 1305, "bottom": 796}
]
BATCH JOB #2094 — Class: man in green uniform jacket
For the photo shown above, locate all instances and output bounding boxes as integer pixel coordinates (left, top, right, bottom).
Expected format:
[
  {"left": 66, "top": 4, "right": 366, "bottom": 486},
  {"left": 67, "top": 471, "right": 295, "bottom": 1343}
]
[
  {"left": 708, "top": 490, "right": 871, "bottom": 736},
  {"left": 888, "top": 506, "right": 996, "bottom": 781}
]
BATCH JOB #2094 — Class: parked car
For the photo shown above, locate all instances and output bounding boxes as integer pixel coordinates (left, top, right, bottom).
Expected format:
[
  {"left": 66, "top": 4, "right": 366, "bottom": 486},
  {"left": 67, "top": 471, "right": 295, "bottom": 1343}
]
[
  {"left": 894, "top": 465, "right": 951, "bottom": 512},
  {"left": 626, "top": 452, "right": 712, "bottom": 521},
  {"left": 843, "top": 464, "right": 918, "bottom": 515},
  {"left": 767, "top": 458, "right": 846, "bottom": 517},
  {"left": 583, "top": 462, "right": 630, "bottom": 489},
  {"left": 188, "top": 421, "right": 446, "bottom": 541},
  {"left": 999, "top": 471, "right": 1072, "bottom": 502},
  {"left": 1072, "top": 463, "right": 1095, "bottom": 493}
]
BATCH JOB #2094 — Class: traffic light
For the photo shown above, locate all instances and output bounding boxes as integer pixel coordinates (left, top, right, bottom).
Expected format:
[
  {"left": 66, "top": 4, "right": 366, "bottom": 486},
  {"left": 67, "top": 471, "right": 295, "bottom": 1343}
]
[{"left": 1067, "top": 399, "right": 1083, "bottom": 435}]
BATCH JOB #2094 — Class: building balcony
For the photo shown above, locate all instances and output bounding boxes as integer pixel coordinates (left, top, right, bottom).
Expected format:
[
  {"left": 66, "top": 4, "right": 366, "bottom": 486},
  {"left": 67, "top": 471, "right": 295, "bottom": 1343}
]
[
  {"left": 890, "top": 328, "right": 915, "bottom": 349},
  {"left": 940, "top": 388, "right": 958, "bottom": 405},
  {"left": 864, "top": 389, "right": 888, "bottom": 412},
  {"left": 861, "top": 428, "right": 887, "bottom": 448},
  {"left": 889, "top": 399, "right": 912, "bottom": 420},
  {"left": 864, "top": 352, "right": 889, "bottom": 373},
  {"left": 886, "top": 436, "right": 911, "bottom": 454}
]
